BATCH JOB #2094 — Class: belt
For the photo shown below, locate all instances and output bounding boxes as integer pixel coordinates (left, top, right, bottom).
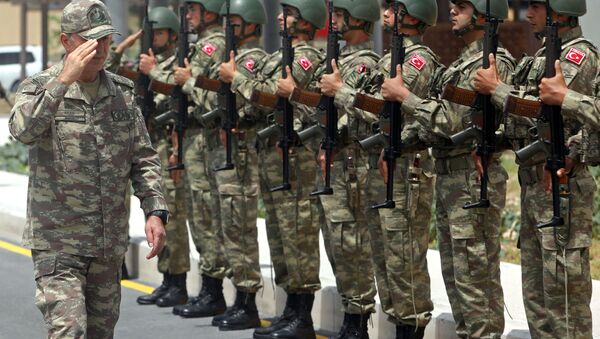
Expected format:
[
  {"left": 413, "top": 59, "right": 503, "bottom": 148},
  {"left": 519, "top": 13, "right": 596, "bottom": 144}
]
[
  {"left": 518, "top": 164, "right": 545, "bottom": 186},
  {"left": 434, "top": 155, "right": 472, "bottom": 175}
]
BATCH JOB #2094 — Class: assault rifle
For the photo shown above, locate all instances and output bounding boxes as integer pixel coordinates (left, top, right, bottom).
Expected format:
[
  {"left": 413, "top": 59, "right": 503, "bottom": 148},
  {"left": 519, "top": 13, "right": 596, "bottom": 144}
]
[
  {"left": 138, "top": 0, "right": 155, "bottom": 123},
  {"left": 447, "top": 0, "right": 501, "bottom": 209},
  {"left": 372, "top": 1, "right": 405, "bottom": 209},
  {"left": 514, "top": 1, "right": 566, "bottom": 228},
  {"left": 168, "top": 5, "right": 190, "bottom": 171}
]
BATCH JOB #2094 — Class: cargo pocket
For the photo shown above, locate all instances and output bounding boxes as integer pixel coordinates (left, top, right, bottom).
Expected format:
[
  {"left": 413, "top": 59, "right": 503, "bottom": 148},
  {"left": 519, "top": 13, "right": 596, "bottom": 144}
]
[{"left": 33, "top": 254, "right": 57, "bottom": 281}]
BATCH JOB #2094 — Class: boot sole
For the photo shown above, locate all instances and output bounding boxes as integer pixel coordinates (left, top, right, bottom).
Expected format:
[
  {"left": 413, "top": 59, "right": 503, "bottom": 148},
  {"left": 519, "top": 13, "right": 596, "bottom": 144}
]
[{"left": 218, "top": 321, "right": 261, "bottom": 331}]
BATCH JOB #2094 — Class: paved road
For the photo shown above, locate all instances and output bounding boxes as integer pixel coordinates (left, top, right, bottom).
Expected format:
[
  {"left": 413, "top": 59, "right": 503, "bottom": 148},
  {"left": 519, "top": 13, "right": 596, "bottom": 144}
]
[{"left": 0, "top": 238, "right": 256, "bottom": 339}]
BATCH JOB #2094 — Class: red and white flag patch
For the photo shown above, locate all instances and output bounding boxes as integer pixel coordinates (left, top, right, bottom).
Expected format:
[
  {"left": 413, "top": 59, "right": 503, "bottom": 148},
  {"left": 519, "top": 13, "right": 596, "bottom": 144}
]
[
  {"left": 298, "top": 56, "right": 313, "bottom": 71},
  {"left": 202, "top": 43, "right": 217, "bottom": 56},
  {"left": 244, "top": 58, "right": 256, "bottom": 72},
  {"left": 565, "top": 47, "right": 586, "bottom": 66},
  {"left": 408, "top": 54, "right": 426, "bottom": 71},
  {"left": 357, "top": 64, "right": 368, "bottom": 74}
]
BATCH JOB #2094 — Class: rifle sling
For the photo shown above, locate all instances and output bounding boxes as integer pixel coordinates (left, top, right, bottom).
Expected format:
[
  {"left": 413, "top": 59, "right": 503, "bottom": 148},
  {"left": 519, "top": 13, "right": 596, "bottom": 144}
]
[{"left": 354, "top": 93, "right": 385, "bottom": 114}]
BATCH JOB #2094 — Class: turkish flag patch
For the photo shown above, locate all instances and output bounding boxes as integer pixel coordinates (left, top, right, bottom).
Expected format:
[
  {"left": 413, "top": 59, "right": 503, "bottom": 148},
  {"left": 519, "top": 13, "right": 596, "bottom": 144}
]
[
  {"left": 298, "top": 56, "right": 313, "bottom": 71},
  {"left": 357, "top": 64, "right": 368, "bottom": 74},
  {"left": 244, "top": 58, "right": 256, "bottom": 72},
  {"left": 565, "top": 47, "right": 586, "bottom": 66},
  {"left": 408, "top": 54, "right": 426, "bottom": 71},
  {"left": 202, "top": 43, "right": 217, "bottom": 56}
]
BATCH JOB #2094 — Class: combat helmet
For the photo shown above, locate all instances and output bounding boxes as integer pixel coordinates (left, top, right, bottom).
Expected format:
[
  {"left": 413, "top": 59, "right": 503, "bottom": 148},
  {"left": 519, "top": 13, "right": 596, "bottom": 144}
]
[
  {"left": 185, "top": 0, "right": 225, "bottom": 14},
  {"left": 393, "top": 0, "right": 438, "bottom": 27},
  {"left": 220, "top": 0, "right": 266, "bottom": 24},
  {"left": 149, "top": 7, "right": 179, "bottom": 33},
  {"left": 530, "top": 0, "right": 586, "bottom": 17},
  {"left": 450, "top": 0, "right": 509, "bottom": 36},
  {"left": 332, "top": 0, "right": 380, "bottom": 34},
  {"left": 280, "top": 0, "right": 327, "bottom": 29}
]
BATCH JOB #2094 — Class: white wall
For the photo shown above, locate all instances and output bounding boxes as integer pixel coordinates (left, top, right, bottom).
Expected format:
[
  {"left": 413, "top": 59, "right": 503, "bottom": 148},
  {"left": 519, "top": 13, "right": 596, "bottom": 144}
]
[{"left": 581, "top": 2, "right": 600, "bottom": 47}]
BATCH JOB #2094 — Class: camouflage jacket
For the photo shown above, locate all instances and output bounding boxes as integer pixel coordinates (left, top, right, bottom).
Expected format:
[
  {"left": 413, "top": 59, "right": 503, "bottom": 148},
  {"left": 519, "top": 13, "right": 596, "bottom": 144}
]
[
  {"left": 9, "top": 63, "right": 167, "bottom": 257},
  {"left": 403, "top": 38, "right": 515, "bottom": 159},
  {"left": 492, "top": 27, "right": 599, "bottom": 164},
  {"left": 147, "top": 48, "right": 177, "bottom": 144}
]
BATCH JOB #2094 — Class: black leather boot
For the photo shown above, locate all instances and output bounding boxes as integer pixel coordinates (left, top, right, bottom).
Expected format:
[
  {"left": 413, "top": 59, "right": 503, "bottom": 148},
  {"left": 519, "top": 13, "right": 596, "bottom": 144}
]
[
  {"left": 218, "top": 291, "right": 261, "bottom": 331},
  {"left": 136, "top": 273, "right": 170, "bottom": 305},
  {"left": 173, "top": 274, "right": 208, "bottom": 315},
  {"left": 253, "top": 293, "right": 297, "bottom": 339},
  {"left": 179, "top": 275, "right": 227, "bottom": 318},
  {"left": 156, "top": 273, "right": 188, "bottom": 307},
  {"left": 270, "top": 293, "right": 316, "bottom": 339},
  {"left": 335, "top": 313, "right": 369, "bottom": 339},
  {"left": 396, "top": 324, "right": 425, "bottom": 339}
]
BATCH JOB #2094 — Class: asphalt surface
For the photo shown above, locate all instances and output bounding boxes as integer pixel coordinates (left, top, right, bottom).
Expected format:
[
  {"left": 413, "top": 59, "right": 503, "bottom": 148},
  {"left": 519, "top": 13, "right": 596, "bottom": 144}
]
[{"left": 0, "top": 238, "right": 255, "bottom": 339}]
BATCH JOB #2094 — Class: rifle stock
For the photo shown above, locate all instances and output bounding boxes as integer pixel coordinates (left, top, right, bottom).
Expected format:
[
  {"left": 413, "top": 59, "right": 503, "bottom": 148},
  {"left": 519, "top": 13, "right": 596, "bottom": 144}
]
[
  {"left": 441, "top": 84, "right": 478, "bottom": 107},
  {"left": 504, "top": 96, "right": 541, "bottom": 118},
  {"left": 354, "top": 93, "right": 385, "bottom": 115},
  {"left": 251, "top": 90, "right": 279, "bottom": 110},
  {"left": 290, "top": 88, "right": 322, "bottom": 108}
]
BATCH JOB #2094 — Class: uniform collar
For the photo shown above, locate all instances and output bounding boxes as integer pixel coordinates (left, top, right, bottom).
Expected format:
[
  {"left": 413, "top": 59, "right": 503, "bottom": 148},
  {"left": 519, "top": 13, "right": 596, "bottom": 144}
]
[
  {"left": 199, "top": 25, "right": 223, "bottom": 39},
  {"left": 459, "top": 38, "right": 484, "bottom": 61},
  {"left": 557, "top": 26, "right": 583, "bottom": 44},
  {"left": 340, "top": 40, "right": 373, "bottom": 57},
  {"left": 239, "top": 40, "right": 261, "bottom": 52}
]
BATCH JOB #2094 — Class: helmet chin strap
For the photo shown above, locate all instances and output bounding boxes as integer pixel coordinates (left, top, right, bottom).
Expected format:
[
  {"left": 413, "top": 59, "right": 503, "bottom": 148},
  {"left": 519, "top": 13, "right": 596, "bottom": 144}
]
[
  {"left": 453, "top": 14, "right": 483, "bottom": 37},
  {"left": 340, "top": 10, "right": 371, "bottom": 35},
  {"left": 236, "top": 22, "right": 261, "bottom": 42}
]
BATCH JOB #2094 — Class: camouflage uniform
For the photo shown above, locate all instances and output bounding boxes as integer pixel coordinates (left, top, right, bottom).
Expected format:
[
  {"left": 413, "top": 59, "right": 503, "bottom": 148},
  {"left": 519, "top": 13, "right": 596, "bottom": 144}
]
[
  {"left": 340, "top": 35, "right": 439, "bottom": 327},
  {"left": 491, "top": 26, "right": 598, "bottom": 338},
  {"left": 204, "top": 41, "right": 267, "bottom": 292},
  {"left": 315, "top": 41, "right": 380, "bottom": 315},
  {"left": 403, "top": 39, "right": 515, "bottom": 338},
  {"left": 9, "top": 62, "right": 167, "bottom": 337},
  {"left": 183, "top": 26, "right": 230, "bottom": 281},
  {"left": 231, "top": 41, "right": 324, "bottom": 294}
]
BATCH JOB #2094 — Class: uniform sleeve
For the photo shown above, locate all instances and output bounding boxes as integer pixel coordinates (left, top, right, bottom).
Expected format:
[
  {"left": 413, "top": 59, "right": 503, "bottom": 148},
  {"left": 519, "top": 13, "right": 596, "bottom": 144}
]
[
  {"left": 9, "top": 77, "right": 69, "bottom": 145},
  {"left": 562, "top": 89, "right": 600, "bottom": 130},
  {"left": 184, "top": 40, "right": 225, "bottom": 107},
  {"left": 333, "top": 57, "right": 379, "bottom": 125}
]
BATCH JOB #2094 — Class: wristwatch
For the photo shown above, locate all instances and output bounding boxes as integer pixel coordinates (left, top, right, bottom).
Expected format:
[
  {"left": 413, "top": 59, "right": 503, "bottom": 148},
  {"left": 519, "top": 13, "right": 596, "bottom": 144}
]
[{"left": 147, "top": 210, "right": 169, "bottom": 225}]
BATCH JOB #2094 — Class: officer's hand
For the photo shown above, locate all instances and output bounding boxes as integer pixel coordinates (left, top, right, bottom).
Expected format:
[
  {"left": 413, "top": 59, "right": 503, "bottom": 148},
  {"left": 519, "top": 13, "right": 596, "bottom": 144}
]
[
  {"left": 381, "top": 65, "right": 409, "bottom": 103},
  {"left": 139, "top": 48, "right": 157, "bottom": 75},
  {"left": 320, "top": 60, "right": 342, "bottom": 97},
  {"left": 277, "top": 66, "right": 296, "bottom": 98},
  {"left": 219, "top": 51, "right": 237, "bottom": 83},
  {"left": 174, "top": 58, "right": 192, "bottom": 85},
  {"left": 115, "top": 30, "right": 143, "bottom": 54},
  {"left": 539, "top": 61, "right": 568, "bottom": 106},
  {"left": 543, "top": 157, "right": 574, "bottom": 193},
  {"left": 378, "top": 149, "right": 389, "bottom": 184},
  {"left": 473, "top": 53, "right": 501, "bottom": 95},
  {"left": 145, "top": 216, "right": 166, "bottom": 259},
  {"left": 58, "top": 39, "right": 99, "bottom": 85}
]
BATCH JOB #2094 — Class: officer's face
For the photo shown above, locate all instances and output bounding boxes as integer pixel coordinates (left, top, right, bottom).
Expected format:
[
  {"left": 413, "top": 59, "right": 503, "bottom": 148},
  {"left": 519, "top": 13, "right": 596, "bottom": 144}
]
[
  {"left": 65, "top": 33, "right": 111, "bottom": 73},
  {"left": 526, "top": 2, "right": 547, "bottom": 33},
  {"left": 450, "top": 1, "right": 475, "bottom": 31},
  {"left": 153, "top": 29, "right": 171, "bottom": 50}
]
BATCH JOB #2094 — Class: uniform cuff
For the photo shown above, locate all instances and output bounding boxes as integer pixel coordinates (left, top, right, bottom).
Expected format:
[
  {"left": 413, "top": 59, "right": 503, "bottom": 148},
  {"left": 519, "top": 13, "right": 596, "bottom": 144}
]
[
  {"left": 402, "top": 92, "right": 422, "bottom": 116},
  {"left": 148, "top": 67, "right": 161, "bottom": 80},
  {"left": 561, "top": 89, "right": 583, "bottom": 118},
  {"left": 141, "top": 196, "right": 169, "bottom": 216},
  {"left": 492, "top": 83, "right": 511, "bottom": 110},
  {"left": 334, "top": 84, "right": 355, "bottom": 110},
  {"left": 230, "top": 71, "right": 245, "bottom": 93},
  {"left": 182, "top": 77, "right": 195, "bottom": 95},
  {"left": 44, "top": 77, "right": 69, "bottom": 100}
]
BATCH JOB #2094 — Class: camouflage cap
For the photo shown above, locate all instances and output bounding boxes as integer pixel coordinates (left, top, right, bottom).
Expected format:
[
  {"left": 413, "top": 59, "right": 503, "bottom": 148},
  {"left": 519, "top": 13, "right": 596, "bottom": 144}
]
[{"left": 61, "top": 0, "right": 120, "bottom": 39}]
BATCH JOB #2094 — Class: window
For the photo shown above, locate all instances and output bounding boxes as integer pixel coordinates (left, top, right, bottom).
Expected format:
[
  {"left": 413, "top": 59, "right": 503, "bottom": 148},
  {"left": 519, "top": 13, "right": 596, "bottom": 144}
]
[{"left": 0, "top": 52, "right": 35, "bottom": 65}]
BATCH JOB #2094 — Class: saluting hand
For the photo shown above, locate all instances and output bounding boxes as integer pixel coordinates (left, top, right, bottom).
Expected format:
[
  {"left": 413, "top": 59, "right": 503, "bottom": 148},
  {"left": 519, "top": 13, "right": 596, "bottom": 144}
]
[
  {"left": 540, "top": 61, "right": 568, "bottom": 106},
  {"left": 219, "top": 51, "right": 237, "bottom": 83},
  {"left": 277, "top": 66, "right": 296, "bottom": 98},
  {"left": 174, "top": 58, "right": 192, "bottom": 85},
  {"left": 145, "top": 215, "right": 166, "bottom": 259},
  {"left": 320, "top": 59, "right": 342, "bottom": 97},
  {"left": 381, "top": 65, "right": 409, "bottom": 103},
  {"left": 115, "top": 30, "right": 143, "bottom": 54},
  {"left": 139, "top": 48, "right": 157, "bottom": 75},
  {"left": 58, "top": 39, "right": 99, "bottom": 85},
  {"left": 473, "top": 53, "right": 500, "bottom": 95}
]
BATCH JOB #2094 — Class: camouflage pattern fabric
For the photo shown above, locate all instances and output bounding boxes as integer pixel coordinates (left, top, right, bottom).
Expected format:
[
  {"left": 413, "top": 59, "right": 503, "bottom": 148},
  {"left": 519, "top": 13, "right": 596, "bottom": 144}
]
[
  {"left": 403, "top": 39, "right": 516, "bottom": 338},
  {"left": 32, "top": 250, "right": 124, "bottom": 339},
  {"left": 315, "top": 41, "right": 381, "bottom": 314},
  {"left": 230, "top": 40, "right": 325, "bottom": 293},
  {"left": 492, "top": 27, "right": 599, "bottom": 339},
  {"left": 336, "top": 36, "right": 439, "bottom": 326},
  {"left": 9, "top": 63, "right": 167, "bottom": 257}
]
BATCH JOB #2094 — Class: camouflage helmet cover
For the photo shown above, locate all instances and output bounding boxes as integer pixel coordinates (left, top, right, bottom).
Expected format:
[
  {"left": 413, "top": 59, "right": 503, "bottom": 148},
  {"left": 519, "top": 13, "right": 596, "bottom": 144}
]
[{"left": 61, "top": 0, "right": 121, "bottom": 39}]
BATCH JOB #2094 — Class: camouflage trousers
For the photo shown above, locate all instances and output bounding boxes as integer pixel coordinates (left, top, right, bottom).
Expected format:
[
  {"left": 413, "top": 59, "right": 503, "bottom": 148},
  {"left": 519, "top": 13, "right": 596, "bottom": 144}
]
[
  {"left": 259, "top": 142, "right": 321, "bottom": 293},
  {"left": 434, "top": 156, "right": 506, "bottom": 339},
  {"left": 156, "top": 139, "right": 190, "bottom": 275},
  {"left": 519, "top": 164, "right": 594, "bottom": 339},
  {"left": 185, "top": 127, "right": 228, "bottom": 280},
  {"left": 215, "top": 133, "right": 261, "bottom": 292},
  {"left": 319, "top": 149, "right": 377, "bottom": 314},
  {"left": 372, "top": 153, "right": 435, "bottom": 327},
  {"left": 32, "top": 250, "right": 123, "bottom": 339}
]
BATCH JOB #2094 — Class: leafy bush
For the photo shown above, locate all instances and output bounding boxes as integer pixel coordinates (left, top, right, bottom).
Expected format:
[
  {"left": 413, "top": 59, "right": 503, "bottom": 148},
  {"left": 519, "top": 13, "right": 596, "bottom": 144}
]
[{"left": 0, "top": 137, "right": 28, "bottom": 174}]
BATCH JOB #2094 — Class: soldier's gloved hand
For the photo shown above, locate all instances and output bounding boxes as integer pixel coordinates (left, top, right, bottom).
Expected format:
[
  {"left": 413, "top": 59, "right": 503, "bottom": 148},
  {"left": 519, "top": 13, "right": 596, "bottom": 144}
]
[
  {"left": 473, "top": 53, "right": 501, "bottom": 96},
  {"left": 139, "top": 48, "right": 157, "bottom": 75},
  {"left": 174, "top": 58, "right": 192, "bottom": 85},
  {"left": 219, "top": 51, "right": 237, "bottom": 83},
  {"left": 58, "top": 39, "right": 99, "bottom": 85},
  {"left": 277, "top": 66, "right": 296, "bottom": 98},
  {"left": 145, "top": 215, "right": 166, "bottom": 259},
  {"left": 540, "top": 61, "right": 568, "bottom": 106},
  {"left": 320, "top": 59, "right": 342, "bottom": 97},
  {"left": 543, "top": 157, "right": 574, "bottom": 193},
  {"left": 115, "top": 30, "right": 142, "bottom": 54},
  {"left": 381, "top": 65, "right": 409, "bottom": 103},
  {"left": 378, "top": 149, "right": 388, "bottom": 184}
]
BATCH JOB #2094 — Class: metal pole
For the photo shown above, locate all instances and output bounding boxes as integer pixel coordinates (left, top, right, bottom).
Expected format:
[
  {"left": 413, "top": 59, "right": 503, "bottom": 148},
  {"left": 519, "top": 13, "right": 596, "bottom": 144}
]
[
  {"left": 263, "top": 0, "right": 280, "bottom": 54},
  {"left": 41, "top": 0, "right": 49, "bottom": 70},
  {"left": 105, "top": 0, "right": 129, "bottom": 43},
  {"left": 20, "top": 3, "right": 28, "bottom": 82},
  {"left": 373, "top": 20, "right": 383, "bottom": 55}
]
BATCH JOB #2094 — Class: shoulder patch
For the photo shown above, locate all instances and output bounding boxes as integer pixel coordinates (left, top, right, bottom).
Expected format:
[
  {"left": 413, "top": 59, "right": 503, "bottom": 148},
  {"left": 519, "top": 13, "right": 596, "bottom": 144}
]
[
  {"left": 357, "top": 64, "right": 368, "bottom": 74},
  {"left": 565, "top": 47, "right": 586, "bottom": 66},
  {"left": 297, "top": 56, "right": 313, "bottom": 71},
  {"left": 408, "top": 53, "right": 426, "bottom": 71},
  {"left": 202, "top": 43, "right": 217, "bottom": 57},
  {"left": 243, "top": 58, "right": 256, "bottom": 72}
]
